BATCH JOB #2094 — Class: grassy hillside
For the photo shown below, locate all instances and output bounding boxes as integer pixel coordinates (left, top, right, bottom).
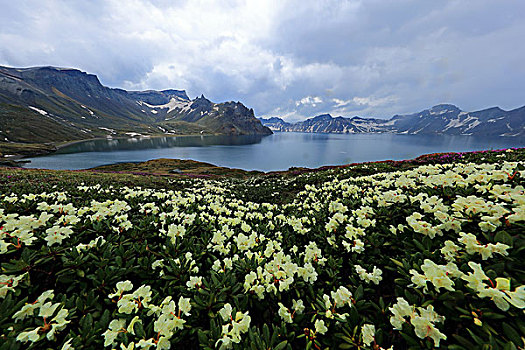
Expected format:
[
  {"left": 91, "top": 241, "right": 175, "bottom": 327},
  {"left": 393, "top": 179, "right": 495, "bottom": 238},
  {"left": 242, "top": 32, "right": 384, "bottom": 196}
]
[
  {"left": 0, "top": 149, "right": 524, "bottom": 349},
  {"left": 0, "top": 66, "right": 272, "bottom": 153},
  {"left": 0, "top": 103, "right": 88, "bottom": 143},
  {"left": 89, "top": 159, "right": 261, "bottom": 178}
]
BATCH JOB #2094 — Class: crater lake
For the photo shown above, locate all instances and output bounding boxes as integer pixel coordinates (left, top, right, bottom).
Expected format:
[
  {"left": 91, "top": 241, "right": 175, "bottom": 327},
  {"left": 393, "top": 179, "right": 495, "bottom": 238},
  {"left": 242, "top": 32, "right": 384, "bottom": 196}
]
[{"left": 24, "top": 133, "right": 525, "bottom": 171}]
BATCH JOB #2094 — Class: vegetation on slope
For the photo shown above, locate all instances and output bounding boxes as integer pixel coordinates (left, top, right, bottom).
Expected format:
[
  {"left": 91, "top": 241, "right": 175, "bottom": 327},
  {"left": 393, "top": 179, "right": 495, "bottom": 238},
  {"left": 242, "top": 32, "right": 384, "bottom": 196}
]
[
  {"left": 0, "top": 103, "right": 87, "bottom": 144},
  {"left": 0, "top": 149, "right": 524, "bottom": 350},
  {"left": 0, "top": 66, "right": 272, "bottom": 156}
]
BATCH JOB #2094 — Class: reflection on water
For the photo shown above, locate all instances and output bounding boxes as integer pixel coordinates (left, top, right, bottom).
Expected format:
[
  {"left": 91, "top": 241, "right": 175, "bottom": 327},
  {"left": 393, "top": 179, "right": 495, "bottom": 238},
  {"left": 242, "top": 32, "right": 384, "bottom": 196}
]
[
  {"left": 25, "top": 133, "right": 525, "bottom": 171},
  {"left": 56, "top": 135, "right": 265, "bottom": 154}
]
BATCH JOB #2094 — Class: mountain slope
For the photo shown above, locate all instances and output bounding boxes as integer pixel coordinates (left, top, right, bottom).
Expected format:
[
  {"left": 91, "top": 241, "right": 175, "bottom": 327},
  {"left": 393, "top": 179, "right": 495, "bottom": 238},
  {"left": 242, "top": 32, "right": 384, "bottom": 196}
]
[
  {"left": 0, "top": 65, "right": 271, "bottom": 144},
  {"left": 0, "top": 103, "right": 88, "bottom": 143},
  {"left": 260, "top": 103, "right": 525, "bottom": 136}
]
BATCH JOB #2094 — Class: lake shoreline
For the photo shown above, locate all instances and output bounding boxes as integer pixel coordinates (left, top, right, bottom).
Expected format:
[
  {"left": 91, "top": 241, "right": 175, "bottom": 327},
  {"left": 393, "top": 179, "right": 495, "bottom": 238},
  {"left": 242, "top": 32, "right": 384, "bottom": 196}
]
[
  {"left": 53, "top": 132, "right": 225, "bottom": 152},
  {"left": 3, "top": 147, "right": 523, "bottom": 182},
  {"left": 80, "top": 146, "right": 525, "bottom": 178},
  {"left": 22, "top": 132, "right": 525, "bottom": 172},
  {"left": 0, "top": 132, "right": 225, "bottom": 164},
  {"left": 4, "top": 131, "right": 523, "bottom": 164}
]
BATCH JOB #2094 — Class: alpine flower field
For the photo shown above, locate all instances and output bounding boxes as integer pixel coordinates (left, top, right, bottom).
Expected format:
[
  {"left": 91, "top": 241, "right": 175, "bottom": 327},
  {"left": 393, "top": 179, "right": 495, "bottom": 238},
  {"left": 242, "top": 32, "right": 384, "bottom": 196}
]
[{"left": 0, "top": 149, "right": 524, "bottom": 349}]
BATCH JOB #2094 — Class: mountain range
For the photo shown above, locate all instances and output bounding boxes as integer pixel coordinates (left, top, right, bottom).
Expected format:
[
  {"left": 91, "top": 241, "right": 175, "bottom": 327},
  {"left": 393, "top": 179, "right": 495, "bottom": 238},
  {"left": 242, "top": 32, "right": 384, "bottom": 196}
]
[
  {"left": 2, "top": 64, "right": 523, "bottom": 150},
  {"left": 260, "top": 104, "right": 525, "bottom": 137},
  {"left": 0, "top": 65, "right": 271, "bottom": 144}
]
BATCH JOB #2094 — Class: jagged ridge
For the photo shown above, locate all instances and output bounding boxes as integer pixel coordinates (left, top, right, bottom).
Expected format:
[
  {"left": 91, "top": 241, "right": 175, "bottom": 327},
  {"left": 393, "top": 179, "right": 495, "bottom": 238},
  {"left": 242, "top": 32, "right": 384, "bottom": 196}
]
[
  {"left": 0, "top": 65, "right": 271, "bottom": 143},
  {"left": 260, "top": 103, "right": 525, "bottom": 136}
]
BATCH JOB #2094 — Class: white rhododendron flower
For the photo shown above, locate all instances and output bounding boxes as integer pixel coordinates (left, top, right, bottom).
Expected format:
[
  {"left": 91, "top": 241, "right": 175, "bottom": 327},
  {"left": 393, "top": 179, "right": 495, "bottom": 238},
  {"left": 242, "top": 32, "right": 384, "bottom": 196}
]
[
  {"left": 355, "top": 265, "right": 383, "bottom": 285},
  {"left": 315, "top": 319, "right": 328, "bottom": 335},
  {"left": 389, "top": 298, "right": 446, "bottom": 347},
  {"left": 1, "top": 154, "right": 524, "bottom": 348},
  {"left": 361, "top": 323, "right": 375, "bottom": 346}
]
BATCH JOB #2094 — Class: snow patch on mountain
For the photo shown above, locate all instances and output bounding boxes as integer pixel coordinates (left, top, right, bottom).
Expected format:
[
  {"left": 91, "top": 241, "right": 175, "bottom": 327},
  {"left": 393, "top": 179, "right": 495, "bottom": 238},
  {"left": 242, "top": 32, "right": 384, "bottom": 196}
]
[
  {"left": 98, "top": 127, "right": 116, "bottom": 134},
  {"left": 464, "top": 119, "right": 481, "bottom": 131},
  {"left": 29, "top": 106, "right": 48, "bottom": 116},
  {"left": 444, "top": 115, "right": 477, "bottom": 131},
  {"left": 142, "top": 96, "right": 192, "bottom": 114}
]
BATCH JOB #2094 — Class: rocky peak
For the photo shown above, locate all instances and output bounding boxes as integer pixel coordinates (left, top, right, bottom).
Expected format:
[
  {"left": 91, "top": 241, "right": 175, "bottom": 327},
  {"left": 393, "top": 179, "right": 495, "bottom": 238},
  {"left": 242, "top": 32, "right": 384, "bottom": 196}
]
[
  {"left": 311, "top": 114, "right": 333, "bottom": 122},
  {"left": 260, "top": 117, "right": 286, "bottom": 123},
  {"left": 429, "top": 104, "right": 461, "bottom": 114},
  {"left": 128, "top": 89, "right": 189, "bottom": 105},
  {"left": 191, "top": 94, "right": 213, "bottom": 109},
  {"left": 161, "top": 89, "right": 189, "bottom": 100}
]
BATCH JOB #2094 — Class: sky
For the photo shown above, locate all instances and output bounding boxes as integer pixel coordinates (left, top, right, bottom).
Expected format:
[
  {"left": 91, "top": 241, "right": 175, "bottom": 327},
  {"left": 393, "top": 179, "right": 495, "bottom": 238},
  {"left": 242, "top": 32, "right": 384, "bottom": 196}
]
[{"left": 1, "top": 0, "right": 524, "bottom": 122}]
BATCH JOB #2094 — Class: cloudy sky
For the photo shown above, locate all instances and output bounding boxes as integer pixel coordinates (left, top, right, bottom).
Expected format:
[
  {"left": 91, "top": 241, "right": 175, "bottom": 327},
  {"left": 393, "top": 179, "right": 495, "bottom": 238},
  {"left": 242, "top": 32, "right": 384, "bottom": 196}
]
[{"left": 1, "top": 0, "right": 524, "bottom": 121}]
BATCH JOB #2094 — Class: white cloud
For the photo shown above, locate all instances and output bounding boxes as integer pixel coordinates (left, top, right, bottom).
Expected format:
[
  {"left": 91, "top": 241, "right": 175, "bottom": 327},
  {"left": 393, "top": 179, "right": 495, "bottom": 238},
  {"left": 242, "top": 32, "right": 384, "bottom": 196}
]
[
  {"left": 332, "top": 98, "right": 351, "bottom": 107},
  {"left": 296, "top": 96, "right": 323, "bottom": 107},
  {"left": 0, "top": 0, "right": 524, "bottom": 120},
  {"left": 351, "top": 96, "right": 398, "bottom": 107}
]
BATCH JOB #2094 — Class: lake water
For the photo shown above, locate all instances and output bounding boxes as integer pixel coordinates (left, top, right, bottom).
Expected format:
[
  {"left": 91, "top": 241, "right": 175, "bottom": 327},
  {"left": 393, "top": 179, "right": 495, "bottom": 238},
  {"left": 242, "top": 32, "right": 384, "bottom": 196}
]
[{"left": 24, "top": 133, "right": 525, "bottom": 171}]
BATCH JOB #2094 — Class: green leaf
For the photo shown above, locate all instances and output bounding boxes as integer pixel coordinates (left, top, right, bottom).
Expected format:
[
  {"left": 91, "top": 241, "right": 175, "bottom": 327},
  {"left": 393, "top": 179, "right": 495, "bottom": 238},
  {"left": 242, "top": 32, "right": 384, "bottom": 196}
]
[
  {"left": 354, "top": 285, "right": 364, "bottom": 301},
  {"left": 482, "top": 312, "right": 506, "bottom": 320},
  {"left": 338, "top": 335, "right": 354, "bottom": 344},
  {"left": 306, "top": 340, "right": 313, "bottom": 350},
  {"left": 447, "top": 346, "right": 468, "bottom": 350},
  {"left": 494, "top": 231, "right": 513, "bottom": 246},
  {"left": 466, "top": 328, "right": 485, "bottom": 345},
  {"left": 390, "top": 258, "right": 404, "bottom": 268},
  {"left": 503, "top": 342, "right": 517, "bottom": 350},
  {"left": 502, "top": 322, "right": 523, "bottom": 347},
  {"left": 274, "top": 340, "right": 288, "bottom": 350},
  {"left": 197, "top": 330, "right": 208, "bottom": 345},
  {"left": 400, "top": 332, "right": 419, "bottom": 346},
  {"left": 135, "top": 322, "right": 146, "bottom": 338},
  {"left": 263, "top": 324, "right": 270, "bottom": 342}
]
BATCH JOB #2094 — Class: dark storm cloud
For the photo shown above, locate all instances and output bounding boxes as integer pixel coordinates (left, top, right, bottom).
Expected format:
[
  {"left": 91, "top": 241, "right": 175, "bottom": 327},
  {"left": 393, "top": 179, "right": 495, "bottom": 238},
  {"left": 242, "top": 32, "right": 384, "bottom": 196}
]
[{"left": 1, "top": 0, "right": 524, "bottom": 121}]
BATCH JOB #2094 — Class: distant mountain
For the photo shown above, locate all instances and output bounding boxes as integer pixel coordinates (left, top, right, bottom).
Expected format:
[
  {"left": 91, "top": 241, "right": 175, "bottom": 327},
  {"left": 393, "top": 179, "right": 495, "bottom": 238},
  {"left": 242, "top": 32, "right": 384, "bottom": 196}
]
[
  {"left": 260, "top": 103, "right": 525, "bottom": 136},
  {"left": 0, "top": 65, "right": 271, "bottom": 144}
]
